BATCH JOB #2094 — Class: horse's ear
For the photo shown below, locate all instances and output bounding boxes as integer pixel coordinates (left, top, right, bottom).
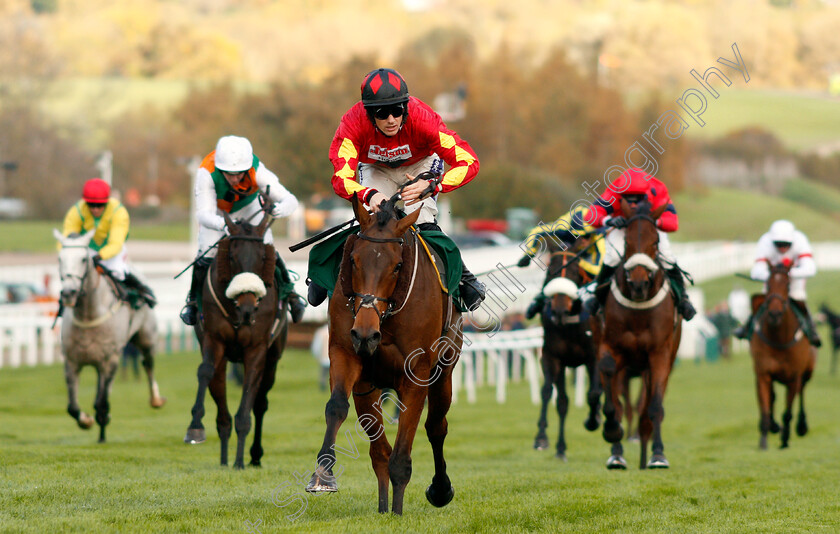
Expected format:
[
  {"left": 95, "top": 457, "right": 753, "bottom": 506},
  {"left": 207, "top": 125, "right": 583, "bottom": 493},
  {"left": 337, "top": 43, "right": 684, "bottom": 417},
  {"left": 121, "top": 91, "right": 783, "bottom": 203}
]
[
  {"left": 352, "top": 194, "right": 372, "bottom": 230},
  {"left": 81, "top": 230, "right": 95, "bottom": 245},
  {"left": 222, "top": 211, "right": 239, "bottom": 235},
  {"left": 619, "top": 197, "right": 632, "bottom": 217},
  {"left": 651, "top": 202, "right": 668, "bottom": 220},
  {"left": 53, "top": 228, "right": 64, "bottom": 244},
  {"left": 394, "top": 208, "right": 421, "bottom": 236},
  {"left": 256, "top": 210, "right": 272, "bottom": 237}
]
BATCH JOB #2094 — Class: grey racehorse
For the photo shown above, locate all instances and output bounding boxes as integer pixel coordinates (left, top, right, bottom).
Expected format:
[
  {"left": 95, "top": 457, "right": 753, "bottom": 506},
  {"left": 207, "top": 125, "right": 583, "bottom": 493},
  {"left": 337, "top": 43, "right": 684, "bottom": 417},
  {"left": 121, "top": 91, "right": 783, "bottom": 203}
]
[{"left": 54, "top": 229, "right": 166, "bottom": 442}]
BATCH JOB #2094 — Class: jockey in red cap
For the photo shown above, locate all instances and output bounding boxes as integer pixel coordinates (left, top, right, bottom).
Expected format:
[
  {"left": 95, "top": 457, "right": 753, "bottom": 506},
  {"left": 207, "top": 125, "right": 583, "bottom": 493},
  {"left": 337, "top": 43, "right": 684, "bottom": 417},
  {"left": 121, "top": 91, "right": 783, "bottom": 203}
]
[
  {"left": 583, "top": 168, "right": 696, "bottom": 320},
  {"left": 61, "top": 178, "right": 157, "bottom": 307}
]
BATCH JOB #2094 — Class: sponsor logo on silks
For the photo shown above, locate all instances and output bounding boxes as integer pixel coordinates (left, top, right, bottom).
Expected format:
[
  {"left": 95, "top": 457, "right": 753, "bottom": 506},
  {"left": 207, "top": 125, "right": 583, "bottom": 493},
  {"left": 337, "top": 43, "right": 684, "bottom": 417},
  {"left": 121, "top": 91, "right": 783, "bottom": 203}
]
[{"left": 368, "top": 144, "right": 412, "bottom": 163}]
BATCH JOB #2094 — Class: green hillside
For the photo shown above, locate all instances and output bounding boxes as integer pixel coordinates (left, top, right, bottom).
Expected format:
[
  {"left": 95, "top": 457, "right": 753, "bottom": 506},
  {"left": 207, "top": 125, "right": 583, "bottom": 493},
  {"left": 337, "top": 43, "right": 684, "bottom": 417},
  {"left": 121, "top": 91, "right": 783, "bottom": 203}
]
[
  {"left": 672, "top": 184, "right": 840, "bottom": 242},
  {"left": 680, "top": 89, "right": 840, "bottom": 151}
]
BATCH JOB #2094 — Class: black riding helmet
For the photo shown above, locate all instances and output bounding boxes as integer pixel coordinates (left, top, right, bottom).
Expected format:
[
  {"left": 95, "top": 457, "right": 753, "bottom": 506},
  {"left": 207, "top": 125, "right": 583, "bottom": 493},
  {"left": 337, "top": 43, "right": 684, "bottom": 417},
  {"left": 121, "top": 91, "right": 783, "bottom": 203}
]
[{"left": 361, "top": 68, "right": 410, "bottom": 123}]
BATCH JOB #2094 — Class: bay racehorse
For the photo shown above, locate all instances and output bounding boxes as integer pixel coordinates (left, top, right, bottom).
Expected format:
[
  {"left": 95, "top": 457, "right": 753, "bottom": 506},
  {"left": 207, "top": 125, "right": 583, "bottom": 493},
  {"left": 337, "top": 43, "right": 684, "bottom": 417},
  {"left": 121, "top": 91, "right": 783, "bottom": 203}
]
[
  {"left": 184, "top": 204, "right": 289, "bottom": 469},
  {"left": 749, "top": 262, "right": 816, "bottom": 449},
  {"left": 53, "top": 230, "right": 166, "bottom": 443},
  {"left": 533, "top": 243, "right": 601, "bottom": 460},
  {"left": 306, "top": 195, "right": 463, "bottom": 515},
  {"left": 597, "top": 198, "right": 682, "bottom": 469}
]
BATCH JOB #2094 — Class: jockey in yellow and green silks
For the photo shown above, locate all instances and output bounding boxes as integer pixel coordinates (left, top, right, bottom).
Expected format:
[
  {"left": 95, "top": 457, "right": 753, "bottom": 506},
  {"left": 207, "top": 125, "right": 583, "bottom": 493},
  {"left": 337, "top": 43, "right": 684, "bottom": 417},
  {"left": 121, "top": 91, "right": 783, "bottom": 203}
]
[{"left": 517, "top": 205, "right": 605, "bottom": 320}]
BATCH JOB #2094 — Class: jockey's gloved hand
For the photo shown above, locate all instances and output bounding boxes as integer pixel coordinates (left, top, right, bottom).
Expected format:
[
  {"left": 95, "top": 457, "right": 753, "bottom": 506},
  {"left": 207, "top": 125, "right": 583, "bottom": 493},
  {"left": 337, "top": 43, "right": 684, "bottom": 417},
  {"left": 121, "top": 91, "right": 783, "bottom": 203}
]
[
  {"left": 92, "top": 254, "right": 102, "bottom": 265},
  {"left": 606, "top": 216, "right": 627, "bottom": 229},
  {"left": 517, "top": 255, "right": 531, "bottom": 268},
  {"left": 270, "top": 202, "right": 292, "bottom": 218}
]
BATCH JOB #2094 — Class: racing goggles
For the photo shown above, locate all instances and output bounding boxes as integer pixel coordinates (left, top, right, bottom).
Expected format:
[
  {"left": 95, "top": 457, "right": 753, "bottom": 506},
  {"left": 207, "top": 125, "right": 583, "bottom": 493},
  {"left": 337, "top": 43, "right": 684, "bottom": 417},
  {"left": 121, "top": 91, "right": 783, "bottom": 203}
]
[
  {"left": 623, "top": 193, "right": 646, "bottom": 204},
  {"left": 773, "top": 241, "right": 792, "bottom": 249},
  {"left": 373, "top": 104, "right": 405, "bottom": 120}
]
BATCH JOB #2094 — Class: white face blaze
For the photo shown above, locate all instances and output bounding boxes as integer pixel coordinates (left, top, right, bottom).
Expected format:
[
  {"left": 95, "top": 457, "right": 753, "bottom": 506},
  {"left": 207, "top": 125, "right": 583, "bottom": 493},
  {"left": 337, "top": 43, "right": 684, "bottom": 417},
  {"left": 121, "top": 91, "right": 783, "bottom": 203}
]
[
  {"left": 225, "top": 272, "right": 267, "bottom": 300},
  {"left": 54, "top": 229, "right": 95, "bottom": 305}
]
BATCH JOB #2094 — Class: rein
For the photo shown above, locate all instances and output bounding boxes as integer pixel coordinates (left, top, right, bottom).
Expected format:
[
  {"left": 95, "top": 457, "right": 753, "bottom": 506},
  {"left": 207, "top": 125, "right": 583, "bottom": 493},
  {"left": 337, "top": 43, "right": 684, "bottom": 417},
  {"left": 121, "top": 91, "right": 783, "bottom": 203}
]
[{"left": 610, "top": 211, "right": 668, "bottom": 310}]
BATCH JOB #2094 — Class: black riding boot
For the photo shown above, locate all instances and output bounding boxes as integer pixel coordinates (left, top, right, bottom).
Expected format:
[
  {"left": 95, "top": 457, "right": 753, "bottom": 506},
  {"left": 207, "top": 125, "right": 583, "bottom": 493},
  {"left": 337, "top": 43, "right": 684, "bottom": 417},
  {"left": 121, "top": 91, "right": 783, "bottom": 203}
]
[
  {"left": 306, "top": 278, "right": 328, "bottom": 307},
  {"left": 273, "top": 251, "right": 307, "bottom": 323},
  {"left": 180, "top": 258, "right": 212, "bottom": 326},
  {"left": 667, "top": 266, "right": 696, "bottom": 321},
  {"left": 459, "top": 265, "right": 486, "bottom": 312},
  {"left": 584, "top": 264, "right": 616, "bottom": 316},
  {"left": 123, "top": 272, "right": 157, "bottom": 308},
  {"left": 734, "top": 314, "right": 754, "bottom": 340},
  {"left": 792, "top": 299, "right": 822, "bottom": 347},
  {"left": 525, "top": 293, "right": 546, "bottom": 320}
]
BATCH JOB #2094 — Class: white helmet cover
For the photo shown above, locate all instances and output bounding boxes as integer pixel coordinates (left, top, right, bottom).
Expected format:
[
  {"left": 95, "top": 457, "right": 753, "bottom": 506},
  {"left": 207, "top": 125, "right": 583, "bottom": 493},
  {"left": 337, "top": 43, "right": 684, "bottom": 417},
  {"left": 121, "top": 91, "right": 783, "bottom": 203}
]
[
  {"left": 769, "top": 220, "right": 796, "bottom": 244},
  {"left": 215, "top": 135, "right": 253, "bottom": 172}
]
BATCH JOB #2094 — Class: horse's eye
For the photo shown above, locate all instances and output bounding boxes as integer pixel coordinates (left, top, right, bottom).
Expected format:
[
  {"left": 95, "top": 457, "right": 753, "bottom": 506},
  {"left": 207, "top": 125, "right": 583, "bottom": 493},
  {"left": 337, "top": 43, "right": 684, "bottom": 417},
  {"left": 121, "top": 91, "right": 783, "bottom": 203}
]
[{"left": 394, "top": 262, "right": 402, "bottom": 273}]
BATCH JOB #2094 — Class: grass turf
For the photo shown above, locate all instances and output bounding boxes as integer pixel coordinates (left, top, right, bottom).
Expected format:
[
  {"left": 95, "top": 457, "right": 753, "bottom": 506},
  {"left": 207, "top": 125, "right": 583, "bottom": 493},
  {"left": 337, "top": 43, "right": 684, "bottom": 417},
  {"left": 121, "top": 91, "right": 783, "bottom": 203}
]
[{"left": 1, "top": 335, "right": 839, "bottom": 532}]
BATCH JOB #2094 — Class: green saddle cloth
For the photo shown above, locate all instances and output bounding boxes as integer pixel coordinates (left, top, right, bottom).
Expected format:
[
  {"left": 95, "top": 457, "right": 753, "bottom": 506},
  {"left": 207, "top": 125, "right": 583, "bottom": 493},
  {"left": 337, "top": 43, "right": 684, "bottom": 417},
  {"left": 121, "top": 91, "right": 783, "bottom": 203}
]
[{"left": 307, "top": 225, "right": 465, "bottom": 311}]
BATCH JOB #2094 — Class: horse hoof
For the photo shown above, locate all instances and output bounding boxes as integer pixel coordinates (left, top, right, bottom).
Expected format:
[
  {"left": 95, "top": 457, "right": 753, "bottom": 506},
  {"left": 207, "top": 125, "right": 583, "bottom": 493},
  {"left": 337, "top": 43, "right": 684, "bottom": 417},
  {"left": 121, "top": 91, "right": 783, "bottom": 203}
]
[
  {"left": 78, "top": 414, "right": 94, "bottom": 430},
  {"left": 647, "top": 455, "right": 669, "bottom": 469},
  {"left": 603, "top": 425, "right": 624, "bottom": 443},
  {"left": 305, "top": 468, "right": 338, "bottom": 493},
  {"left": 233, "top": 462, "right": 245, "bottom": 470},
  {"left": 769, "top": 420, "right": 780, "bottom": 434},
  {"left": 606, "top": 455, "right": 627, "bottom": 470},
  {"left": 184, "top": 428, "right": 206, "bottom": 444},
  {"left": 555, "top": 452, "right": 567, "bottom": 462},
  {"left": 583, "top": 418, "right": 599, "bottom": 432},
  {"left": 534, "top": 437, "right": 549, "bottom": 450},
  {"left": 249, "top": 460, "right": 262, "bottom": 468},
  {"left": 150, "top": 397, "right": 167, "bottom": 409},
  {"left": 796, "top": 420, "right": 808, "bottom": 437},
  {"left": 425, "top": 483, "right": 454, "bottom": 508}
]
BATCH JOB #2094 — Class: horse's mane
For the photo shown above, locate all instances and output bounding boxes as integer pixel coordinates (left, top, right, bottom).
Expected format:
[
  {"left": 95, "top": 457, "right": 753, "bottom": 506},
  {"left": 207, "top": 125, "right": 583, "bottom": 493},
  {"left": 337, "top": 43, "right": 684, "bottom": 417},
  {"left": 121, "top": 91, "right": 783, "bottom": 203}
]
[
  {"left": 216, "top": 221, "right": 275, "bottom": 288},
  {"left": 632, "top": 197, "right": 653, "bottom": 217},
  {"left": 375, "top": 198, "right": 401, "bottom": 227}
]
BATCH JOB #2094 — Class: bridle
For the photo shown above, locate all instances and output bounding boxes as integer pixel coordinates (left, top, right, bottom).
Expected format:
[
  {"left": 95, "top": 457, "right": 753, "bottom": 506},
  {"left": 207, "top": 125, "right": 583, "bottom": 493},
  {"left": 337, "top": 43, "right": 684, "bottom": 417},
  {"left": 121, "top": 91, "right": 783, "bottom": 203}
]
[
  {"left": 58, "top": 244, "right": 95, "bottom": 300},
  {"left": 349, "top": 230, "right": 419, "bottom": 322}
]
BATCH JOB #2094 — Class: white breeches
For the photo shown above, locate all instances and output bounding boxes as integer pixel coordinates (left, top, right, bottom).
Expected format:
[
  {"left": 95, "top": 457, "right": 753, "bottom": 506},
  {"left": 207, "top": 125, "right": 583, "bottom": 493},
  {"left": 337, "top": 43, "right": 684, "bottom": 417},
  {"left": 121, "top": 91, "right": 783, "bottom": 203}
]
[
  {"left": 197, "top": 200, "right": 274, "bottom": 258},
  {"left": 357, "top": 155, "right": 441, "bottom": 225},
  {"left": 98, "top": 246, "right": 129, "bottom": 280},
  {"left": 604, "top": 228, "right": 676, "bottom": 269}
]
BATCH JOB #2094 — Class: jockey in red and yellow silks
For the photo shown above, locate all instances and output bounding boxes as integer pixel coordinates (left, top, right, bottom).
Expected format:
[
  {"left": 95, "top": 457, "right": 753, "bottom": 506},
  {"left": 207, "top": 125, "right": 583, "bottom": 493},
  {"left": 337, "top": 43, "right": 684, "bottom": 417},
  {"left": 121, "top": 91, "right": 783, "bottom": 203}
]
[{"left": 307, "top": 68, "right": 485, "bottom": 312}]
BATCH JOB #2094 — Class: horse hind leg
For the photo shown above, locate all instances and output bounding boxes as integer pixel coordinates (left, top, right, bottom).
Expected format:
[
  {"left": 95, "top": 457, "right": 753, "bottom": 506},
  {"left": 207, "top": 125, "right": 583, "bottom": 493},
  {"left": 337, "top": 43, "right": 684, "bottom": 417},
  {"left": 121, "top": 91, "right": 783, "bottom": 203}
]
[
  {"left": 780, "top": 382, "right": 799, "bottom": 449},
  {"left": 232, "top": 357, "right": 268, "bottom": 469},
  {"left": 425, "top": 370, "right": 457, "bottom": 509},
  {"left": 65, "top": 361, "right": 94, "bottom": 430},
  {"left": 136, "top": 335, "right": 166, "bottom": 408},
  {"left": 796, "top": 371, "right": 812, "bottom": 437}
]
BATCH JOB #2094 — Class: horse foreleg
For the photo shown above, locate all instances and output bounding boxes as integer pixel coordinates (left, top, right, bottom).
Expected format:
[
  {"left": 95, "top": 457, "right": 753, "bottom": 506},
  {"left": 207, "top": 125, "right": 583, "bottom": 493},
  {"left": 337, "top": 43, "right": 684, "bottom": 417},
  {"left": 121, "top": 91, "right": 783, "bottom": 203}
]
[
  {"left": 185, "top": 340, "right": 223, "bottom": 444},
  {"left": 598, "top": 351, "right": 623, "bottom": 444},
  {"left": 389, "top": 383, "right": 426, "bottom": 516},
  {"left": 534, "top": 355, "right": 555, "bottom": 451},
  {"left": 425, "top": 366, "right": 456, "bottom": 509},
  {"left": 65, "top": 360, "right": 93, "bottom": 430},
  {"left": 307, "top": 346, "right": 362, "bottom": 495},
  {"left": 232, "top": 351, "right": 267, "bottom": 470},
  {"left": 207, "top": 358, "right": 230, "bottom": 466},
  {"left": 93, "top": 358, "right": 119, "bottom": 443},
  {"left": 797, "top": 368, "right": 813, "bottom": 437},
  {"left": 583, "top": 357, "right": 602, "bottom": 432},
  {"left": 353, "top": 387, "right": 392, "bottom": 513},
  {"left": 755, "top": 374, "right": 773, "bottom": 450},
  {"left": 250, "top": 353, "right": 279, "bottom": 467},
  {"left": 780, "top": 379, "right": 799, "bottom": 449},
  {"left": 645, "top": 354, "right": 672, "bottom": 469},
  {"left": 554, "top": 365, "right": 569, "bottom": 461}
]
